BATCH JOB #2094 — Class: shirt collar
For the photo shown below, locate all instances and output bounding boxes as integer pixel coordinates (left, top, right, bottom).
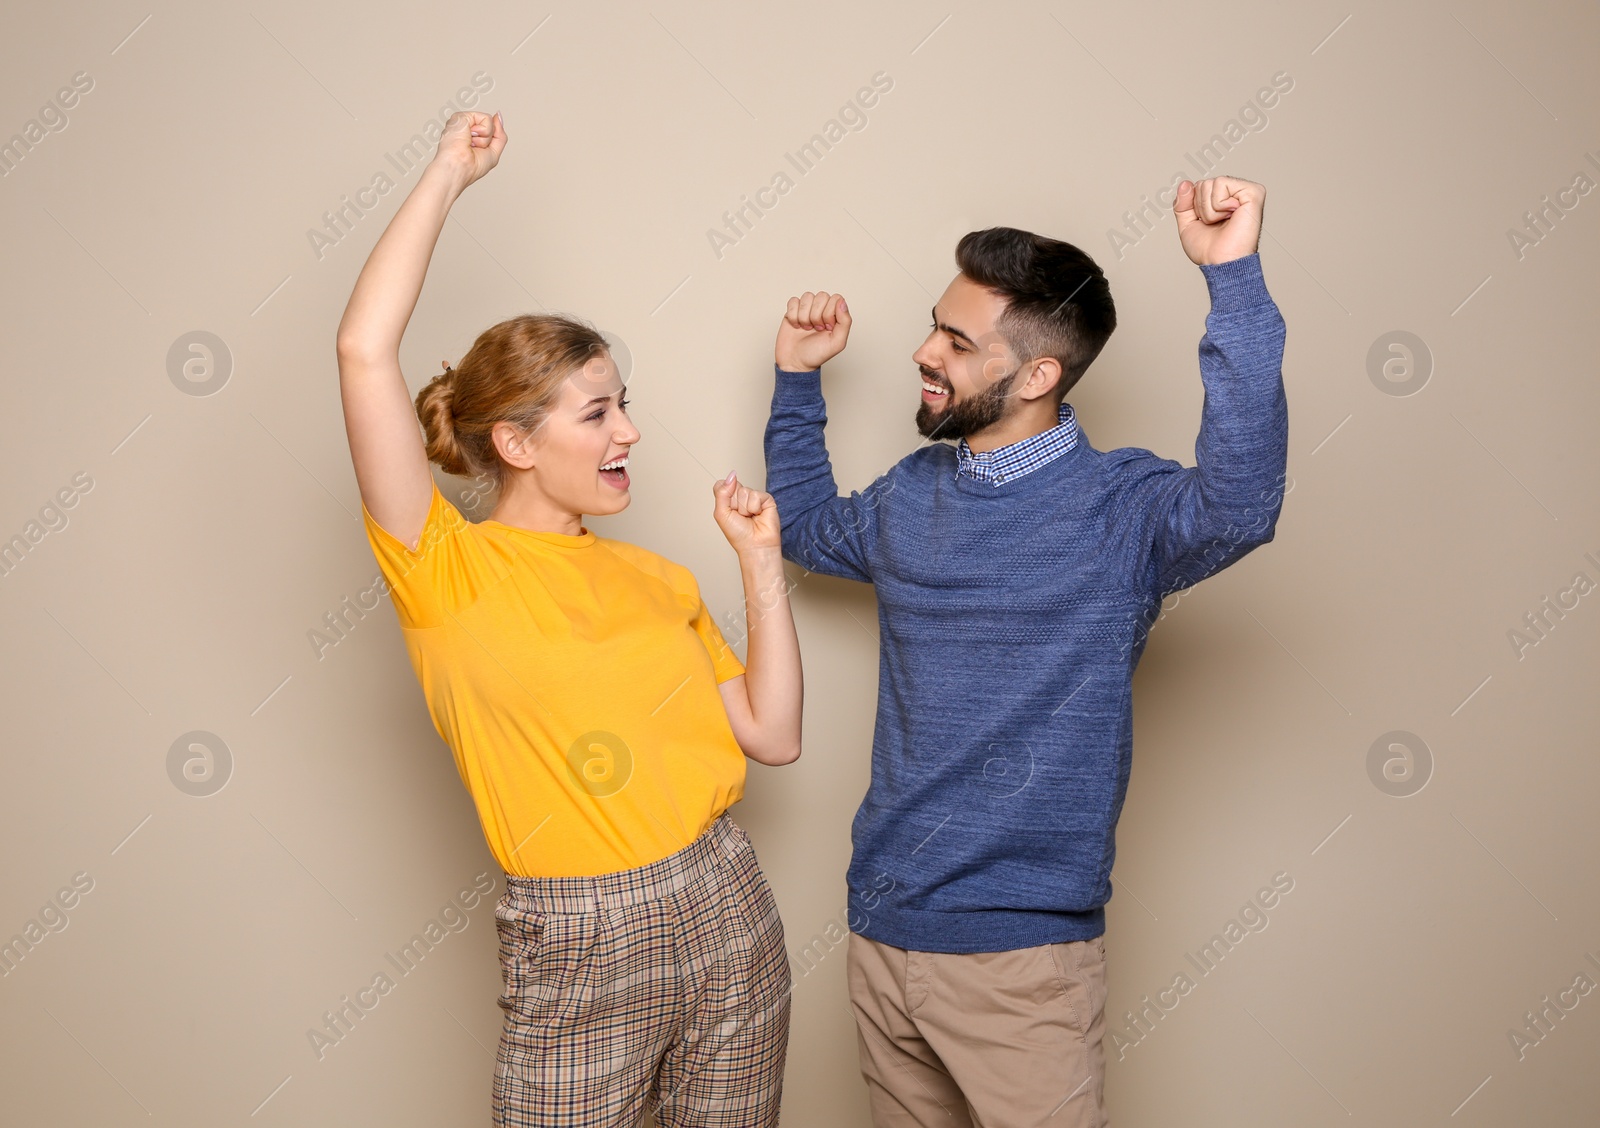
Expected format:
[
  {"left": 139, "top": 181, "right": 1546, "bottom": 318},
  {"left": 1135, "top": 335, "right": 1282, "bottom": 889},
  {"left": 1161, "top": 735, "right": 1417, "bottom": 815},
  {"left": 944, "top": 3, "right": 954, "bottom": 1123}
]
[{"left": 955, "top": 402, "right": 1080, "bottom": 486}]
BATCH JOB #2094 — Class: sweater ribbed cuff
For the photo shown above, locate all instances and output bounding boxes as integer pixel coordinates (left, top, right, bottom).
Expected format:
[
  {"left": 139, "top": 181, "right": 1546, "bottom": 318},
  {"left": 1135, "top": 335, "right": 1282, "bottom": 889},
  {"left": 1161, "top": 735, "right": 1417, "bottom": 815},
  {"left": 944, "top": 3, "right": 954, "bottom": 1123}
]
[
  {"left": 773, "top": 364, "right": 823, "bottom": 399},
  {"left": 1198, "top": 251, "right": 1270, "bottom": 312}
]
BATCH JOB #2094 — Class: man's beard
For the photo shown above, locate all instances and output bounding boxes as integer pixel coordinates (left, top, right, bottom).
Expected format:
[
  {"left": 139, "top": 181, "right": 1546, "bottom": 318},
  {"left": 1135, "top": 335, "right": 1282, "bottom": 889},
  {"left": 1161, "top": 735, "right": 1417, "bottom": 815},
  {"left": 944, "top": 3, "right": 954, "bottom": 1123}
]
[{"left": 915, "top": 367, "right": 1019, "bottom": 440}]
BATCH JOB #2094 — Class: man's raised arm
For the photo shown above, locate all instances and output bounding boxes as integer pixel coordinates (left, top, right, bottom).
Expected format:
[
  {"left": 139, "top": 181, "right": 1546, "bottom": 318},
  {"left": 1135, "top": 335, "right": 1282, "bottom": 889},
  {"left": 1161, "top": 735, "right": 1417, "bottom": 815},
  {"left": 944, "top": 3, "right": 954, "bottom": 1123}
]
[
  {"left": 761, "top": 291, "right": 887, "bottom": 583},
  {"left": 1146, "top": 177, "right": 1290, "bottom": 596}
]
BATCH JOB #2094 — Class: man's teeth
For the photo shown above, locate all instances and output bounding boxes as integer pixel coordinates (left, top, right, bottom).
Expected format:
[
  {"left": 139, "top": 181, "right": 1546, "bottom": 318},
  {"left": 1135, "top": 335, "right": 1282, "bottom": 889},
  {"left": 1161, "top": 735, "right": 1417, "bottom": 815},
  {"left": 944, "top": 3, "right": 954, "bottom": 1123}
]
[
  {"left": 921, "top": 380, "right": 948, "bottom": 395},
  {"left": 600, "top": 457, "right": 628, "bottom": 471}
]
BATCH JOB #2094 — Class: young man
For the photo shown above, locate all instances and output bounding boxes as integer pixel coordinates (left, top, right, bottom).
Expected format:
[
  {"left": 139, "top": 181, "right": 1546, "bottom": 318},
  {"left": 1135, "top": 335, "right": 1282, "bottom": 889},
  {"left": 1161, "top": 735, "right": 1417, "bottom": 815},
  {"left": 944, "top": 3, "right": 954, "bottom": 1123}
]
[{"left": 762, "top": 176, "right": 1287, "bottom": 1126}]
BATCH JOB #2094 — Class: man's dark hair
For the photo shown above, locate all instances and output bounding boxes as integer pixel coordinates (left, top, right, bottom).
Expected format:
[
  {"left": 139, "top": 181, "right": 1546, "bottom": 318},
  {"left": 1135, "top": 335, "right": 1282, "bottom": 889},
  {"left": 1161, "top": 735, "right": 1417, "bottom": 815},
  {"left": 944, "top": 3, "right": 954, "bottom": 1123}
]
[{"left": 954, "top": 227, "right": 1117, "bottom": 396}]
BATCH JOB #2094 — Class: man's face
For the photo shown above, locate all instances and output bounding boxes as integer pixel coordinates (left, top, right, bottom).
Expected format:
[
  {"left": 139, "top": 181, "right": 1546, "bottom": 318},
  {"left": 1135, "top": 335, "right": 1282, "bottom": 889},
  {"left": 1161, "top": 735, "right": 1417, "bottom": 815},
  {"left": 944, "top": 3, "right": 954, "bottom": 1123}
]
[{"left": 911, "top": 274, "right": 1025, "bottom": 441}]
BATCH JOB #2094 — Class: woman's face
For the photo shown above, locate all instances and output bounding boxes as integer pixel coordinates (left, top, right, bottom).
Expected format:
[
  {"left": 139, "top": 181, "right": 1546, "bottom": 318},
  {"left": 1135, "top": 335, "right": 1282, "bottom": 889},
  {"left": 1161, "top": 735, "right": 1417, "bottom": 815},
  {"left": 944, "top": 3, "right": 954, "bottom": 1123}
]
[{"left": 511, "top": 350, "right": 639, "bottom": 518}]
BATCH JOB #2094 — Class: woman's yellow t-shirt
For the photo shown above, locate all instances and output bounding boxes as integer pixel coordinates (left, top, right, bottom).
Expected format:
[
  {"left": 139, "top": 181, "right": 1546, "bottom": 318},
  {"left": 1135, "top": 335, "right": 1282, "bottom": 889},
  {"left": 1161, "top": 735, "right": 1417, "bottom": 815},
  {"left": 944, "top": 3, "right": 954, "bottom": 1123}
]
[{"left": 361, "top": 479, "right": 749, "bottom": 877}]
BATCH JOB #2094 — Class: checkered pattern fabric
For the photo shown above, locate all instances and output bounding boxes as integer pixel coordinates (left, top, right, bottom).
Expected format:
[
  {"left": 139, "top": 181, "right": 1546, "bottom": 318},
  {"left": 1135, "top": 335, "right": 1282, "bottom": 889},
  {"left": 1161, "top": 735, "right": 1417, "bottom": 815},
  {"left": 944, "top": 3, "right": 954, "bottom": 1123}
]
[
  {"left": 954, "top": 401, "right": 1081, "bottom": 485},
  {"left": 492, "top": 814, "right": 791, "bottom": 1126}
]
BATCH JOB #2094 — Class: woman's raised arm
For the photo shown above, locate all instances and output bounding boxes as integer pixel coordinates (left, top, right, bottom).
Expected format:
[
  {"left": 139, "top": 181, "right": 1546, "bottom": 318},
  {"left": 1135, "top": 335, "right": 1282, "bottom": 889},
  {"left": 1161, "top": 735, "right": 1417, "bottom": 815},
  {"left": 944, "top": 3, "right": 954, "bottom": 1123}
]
[
  {"left": 712, "top": 473, "right": 803, "bottom": 766},
  {"left": 335, "top": 110, "right": 506, "bottom": 550}
]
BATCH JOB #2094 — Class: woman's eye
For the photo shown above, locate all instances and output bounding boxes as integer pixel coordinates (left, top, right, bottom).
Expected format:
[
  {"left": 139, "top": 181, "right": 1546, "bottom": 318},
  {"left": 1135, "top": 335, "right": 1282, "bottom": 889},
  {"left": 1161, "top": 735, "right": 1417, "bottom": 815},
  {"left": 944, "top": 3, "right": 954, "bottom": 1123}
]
[{"left": 588, "top": 398, "right": 630, "bottom": 422}]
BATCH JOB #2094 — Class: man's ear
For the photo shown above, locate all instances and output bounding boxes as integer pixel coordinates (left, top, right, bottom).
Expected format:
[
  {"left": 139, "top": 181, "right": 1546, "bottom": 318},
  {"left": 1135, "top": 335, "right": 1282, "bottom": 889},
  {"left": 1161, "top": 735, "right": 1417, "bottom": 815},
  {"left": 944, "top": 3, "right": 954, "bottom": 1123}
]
[
  {"left": 1017, "top": 356, "right": 1063, "bottom": 403},
  {"left": 492, "top": 420, "right": 539, "bottom": 470}
]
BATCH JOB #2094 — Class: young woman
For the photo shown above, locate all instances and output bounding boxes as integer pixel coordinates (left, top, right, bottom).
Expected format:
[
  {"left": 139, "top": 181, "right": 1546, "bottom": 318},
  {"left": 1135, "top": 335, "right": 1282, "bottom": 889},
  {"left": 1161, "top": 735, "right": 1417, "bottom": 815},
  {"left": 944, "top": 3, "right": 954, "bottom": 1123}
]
[{"left": 335, "top": 108, "right": 800, "bottom": 1127}]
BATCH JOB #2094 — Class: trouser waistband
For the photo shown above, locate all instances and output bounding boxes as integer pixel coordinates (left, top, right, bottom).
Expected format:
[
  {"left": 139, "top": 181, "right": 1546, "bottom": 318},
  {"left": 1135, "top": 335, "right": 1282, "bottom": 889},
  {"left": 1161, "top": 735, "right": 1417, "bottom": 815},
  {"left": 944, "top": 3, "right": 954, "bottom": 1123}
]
[{"left": 500, "top": 812, "right": 746, "bottom": 914}]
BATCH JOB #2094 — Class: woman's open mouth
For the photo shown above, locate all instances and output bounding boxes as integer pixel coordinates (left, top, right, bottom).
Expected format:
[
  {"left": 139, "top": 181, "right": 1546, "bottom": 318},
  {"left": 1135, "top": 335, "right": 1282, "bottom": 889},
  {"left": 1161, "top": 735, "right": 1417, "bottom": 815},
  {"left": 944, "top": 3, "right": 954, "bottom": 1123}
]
[{"left": 600, "top": 455, "right": 629, "bottom": 489}]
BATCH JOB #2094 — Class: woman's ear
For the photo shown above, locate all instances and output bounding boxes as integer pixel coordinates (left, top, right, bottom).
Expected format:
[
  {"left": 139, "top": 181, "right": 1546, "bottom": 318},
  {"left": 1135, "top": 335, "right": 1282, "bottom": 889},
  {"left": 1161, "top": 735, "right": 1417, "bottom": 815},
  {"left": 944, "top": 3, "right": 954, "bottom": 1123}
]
[{"left": 491, "top": 419, "right": 540, "bottom": 470}]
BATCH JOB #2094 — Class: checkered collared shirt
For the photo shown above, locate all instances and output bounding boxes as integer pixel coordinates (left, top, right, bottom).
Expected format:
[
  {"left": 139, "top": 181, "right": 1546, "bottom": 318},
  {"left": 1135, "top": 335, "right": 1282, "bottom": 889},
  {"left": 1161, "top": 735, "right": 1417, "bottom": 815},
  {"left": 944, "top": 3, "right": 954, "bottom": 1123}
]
[{"left": 955, "top": 401, "right": 1080, "bottom": 486}]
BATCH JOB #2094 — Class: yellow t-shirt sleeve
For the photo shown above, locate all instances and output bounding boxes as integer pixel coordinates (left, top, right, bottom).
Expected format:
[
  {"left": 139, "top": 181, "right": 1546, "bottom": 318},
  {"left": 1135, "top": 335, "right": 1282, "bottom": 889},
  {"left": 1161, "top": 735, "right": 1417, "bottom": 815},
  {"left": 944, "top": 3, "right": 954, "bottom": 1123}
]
[
  {"left": 360, "top": 478, "right": 473, "bottom": 629},
  {"left": 691, "top": 594, "right": 747, "bottom": 683}
]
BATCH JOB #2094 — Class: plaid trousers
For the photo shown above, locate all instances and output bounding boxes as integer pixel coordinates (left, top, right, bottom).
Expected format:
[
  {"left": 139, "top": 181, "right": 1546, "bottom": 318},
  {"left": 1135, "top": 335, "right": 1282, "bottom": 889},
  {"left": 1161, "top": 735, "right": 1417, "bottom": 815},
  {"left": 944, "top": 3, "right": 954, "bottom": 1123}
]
[{"left": 492, "top": 813, "right": 792, "bottom": 1126}]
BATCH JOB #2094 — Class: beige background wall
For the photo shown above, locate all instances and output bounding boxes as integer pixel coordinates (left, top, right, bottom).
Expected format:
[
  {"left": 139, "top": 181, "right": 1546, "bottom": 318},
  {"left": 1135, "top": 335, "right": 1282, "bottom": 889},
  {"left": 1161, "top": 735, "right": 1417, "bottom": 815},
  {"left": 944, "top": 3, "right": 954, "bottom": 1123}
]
[{"left": 2, "top": 0, "right": 1597, "bottom": 1124}]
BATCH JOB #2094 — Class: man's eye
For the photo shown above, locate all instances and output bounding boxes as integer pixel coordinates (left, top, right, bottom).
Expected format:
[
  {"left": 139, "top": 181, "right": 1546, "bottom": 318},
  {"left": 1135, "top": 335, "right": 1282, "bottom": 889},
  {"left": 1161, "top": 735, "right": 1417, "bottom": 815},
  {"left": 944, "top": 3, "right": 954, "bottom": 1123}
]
[{"left": 933, "top": 322, "right": 968, "bottom": 353}]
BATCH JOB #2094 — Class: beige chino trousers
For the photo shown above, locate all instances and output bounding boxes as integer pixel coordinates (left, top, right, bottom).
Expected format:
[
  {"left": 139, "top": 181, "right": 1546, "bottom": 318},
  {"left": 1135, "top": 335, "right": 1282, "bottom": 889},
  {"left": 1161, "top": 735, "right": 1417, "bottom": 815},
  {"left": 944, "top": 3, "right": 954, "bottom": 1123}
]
[{"left": 847, "top": 930, "right": 1110, "bottom": 1127}]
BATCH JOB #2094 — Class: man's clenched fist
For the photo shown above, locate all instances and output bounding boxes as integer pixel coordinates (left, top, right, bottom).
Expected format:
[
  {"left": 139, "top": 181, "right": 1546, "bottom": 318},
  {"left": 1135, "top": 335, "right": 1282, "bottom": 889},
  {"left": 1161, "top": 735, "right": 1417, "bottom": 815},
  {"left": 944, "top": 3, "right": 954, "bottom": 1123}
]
[
  {"left": 1174, "top": 177, "right": 1265, "bottom": 266},
  {"left": 776, "top": 290, "right": 852, "bottom": 372}
]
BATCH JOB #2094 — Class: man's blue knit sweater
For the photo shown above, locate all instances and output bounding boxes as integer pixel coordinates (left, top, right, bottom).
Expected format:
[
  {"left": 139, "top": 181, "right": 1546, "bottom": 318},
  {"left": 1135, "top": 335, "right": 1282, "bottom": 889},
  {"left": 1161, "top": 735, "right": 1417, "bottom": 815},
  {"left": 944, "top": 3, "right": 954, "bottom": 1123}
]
[{"left": 762, "top": 252, "right": 1288, "bottom": 953}]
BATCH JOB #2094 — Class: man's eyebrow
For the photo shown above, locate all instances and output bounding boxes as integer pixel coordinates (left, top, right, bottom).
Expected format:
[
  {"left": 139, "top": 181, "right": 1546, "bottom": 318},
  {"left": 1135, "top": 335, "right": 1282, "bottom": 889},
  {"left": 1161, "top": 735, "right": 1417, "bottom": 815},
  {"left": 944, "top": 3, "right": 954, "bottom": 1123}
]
[{"left": 930, "top": 306, "right": 975, "bottom": 346}]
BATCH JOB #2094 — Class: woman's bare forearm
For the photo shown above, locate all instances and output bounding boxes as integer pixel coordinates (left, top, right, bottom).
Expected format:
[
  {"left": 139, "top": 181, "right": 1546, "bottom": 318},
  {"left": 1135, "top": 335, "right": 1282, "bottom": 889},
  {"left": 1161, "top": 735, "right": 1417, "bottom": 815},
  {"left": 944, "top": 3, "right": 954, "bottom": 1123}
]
[
  {"left": 335, "top": 160, "right": 470, "bottom": 358},
  {"left": 334, "top": 111, "right": 502, "bottom": 543},
  {"left": 737, "top": 546, "right": 802, "bottom": 764}
]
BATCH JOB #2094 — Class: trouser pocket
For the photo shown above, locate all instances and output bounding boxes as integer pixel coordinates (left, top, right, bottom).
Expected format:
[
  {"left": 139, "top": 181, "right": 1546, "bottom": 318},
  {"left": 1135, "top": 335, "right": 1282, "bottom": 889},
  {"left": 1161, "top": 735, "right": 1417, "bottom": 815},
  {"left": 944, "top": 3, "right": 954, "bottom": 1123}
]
[
  {"left": 495, "top": 897, "right": 596, "bottom": 1029},
  {"left": 1047, "top": 936, "right": 1108, "bottom": 1043}
]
